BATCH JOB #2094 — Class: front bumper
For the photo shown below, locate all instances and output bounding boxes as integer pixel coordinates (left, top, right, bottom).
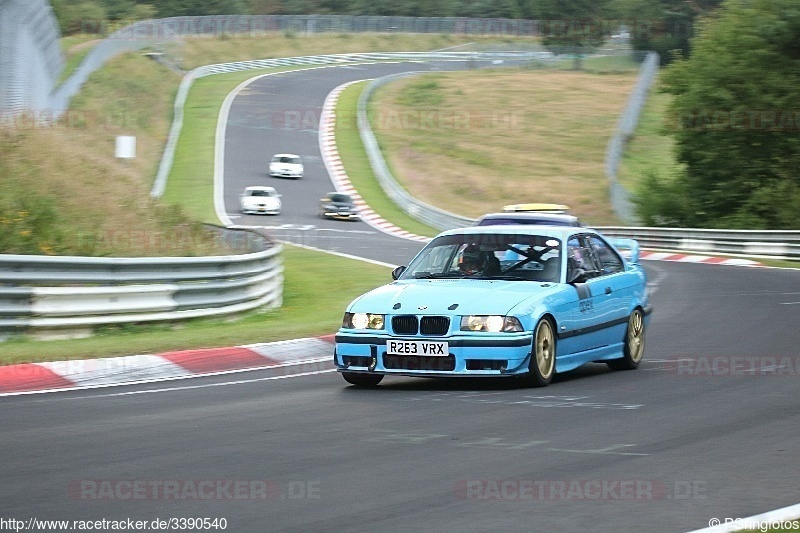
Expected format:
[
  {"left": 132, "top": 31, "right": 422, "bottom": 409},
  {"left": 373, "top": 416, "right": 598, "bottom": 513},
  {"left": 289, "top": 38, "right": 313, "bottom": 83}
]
[
  {"left": 270, "top": 170, "right": 302, "bottom": 178},
  {"left": 334, "top": 332, "right": 533, "bottom": 377},
  {"left": 322, "top": 211, "right": 360, "bottom": 220},
  {"left": 241, "top": 206, "right": 280, "bottom": 215}
]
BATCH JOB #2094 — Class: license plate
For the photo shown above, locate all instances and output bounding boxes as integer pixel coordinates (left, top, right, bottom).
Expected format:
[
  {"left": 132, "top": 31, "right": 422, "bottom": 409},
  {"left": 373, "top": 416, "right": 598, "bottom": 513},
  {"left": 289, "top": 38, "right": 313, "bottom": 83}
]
[{"left": 386, "top": 340, "right": 448, "bottom": 357}]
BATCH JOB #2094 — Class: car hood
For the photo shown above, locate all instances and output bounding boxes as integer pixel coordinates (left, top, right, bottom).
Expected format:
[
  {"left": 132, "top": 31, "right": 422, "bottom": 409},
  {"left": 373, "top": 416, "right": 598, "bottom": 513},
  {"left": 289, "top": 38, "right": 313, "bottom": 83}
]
[
  {"left": 271, "top": 163, "right": 301, "bottom": 169},
  {"left": 243, "top": 196, "right": 280, "bottom": 205},
  {"left": 348, "top": 280, "right": 561, "bottom": 316}
]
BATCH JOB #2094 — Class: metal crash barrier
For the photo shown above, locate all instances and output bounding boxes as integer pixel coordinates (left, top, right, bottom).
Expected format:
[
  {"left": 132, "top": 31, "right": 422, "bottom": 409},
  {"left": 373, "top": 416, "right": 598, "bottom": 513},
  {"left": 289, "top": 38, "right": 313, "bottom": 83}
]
[{"left": 0, "top": 227, "right": 283, "bottom": 334}]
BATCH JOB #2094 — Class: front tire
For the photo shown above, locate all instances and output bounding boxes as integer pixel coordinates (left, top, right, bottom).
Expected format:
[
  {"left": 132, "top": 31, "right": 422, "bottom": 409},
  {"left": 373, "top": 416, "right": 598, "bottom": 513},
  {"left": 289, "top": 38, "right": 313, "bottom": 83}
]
[
  {"left": 342, "top": 372, "right": 383, "bottom": 388},
  {"left": 607, "top": 308, "right": 645, "bottom": 371},
  {"left": 524, "top": 318, "right": 556, "bottom": 387}
]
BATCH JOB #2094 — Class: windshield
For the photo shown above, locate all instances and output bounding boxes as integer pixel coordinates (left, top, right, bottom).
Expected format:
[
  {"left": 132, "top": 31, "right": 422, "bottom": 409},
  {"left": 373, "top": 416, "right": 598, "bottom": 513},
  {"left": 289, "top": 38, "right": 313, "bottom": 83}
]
[
  {"left": 247, "top": 189, "right": 275, "bottom": 197},
  {"left": 327, "top": 194, "right": 352, "bottom": 203},
  {"left": 274, "top": 156, "right": 301, "bottom": 164},
  {"left": 399, "top": 233, "right": 562, "bottom": 282}
]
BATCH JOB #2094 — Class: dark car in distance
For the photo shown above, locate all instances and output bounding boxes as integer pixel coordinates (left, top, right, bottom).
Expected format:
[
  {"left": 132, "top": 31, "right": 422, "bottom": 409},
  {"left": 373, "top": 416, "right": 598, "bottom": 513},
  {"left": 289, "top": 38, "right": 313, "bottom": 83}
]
[{"left": 319, "top": 192, "right": 360, "bottom": 221}]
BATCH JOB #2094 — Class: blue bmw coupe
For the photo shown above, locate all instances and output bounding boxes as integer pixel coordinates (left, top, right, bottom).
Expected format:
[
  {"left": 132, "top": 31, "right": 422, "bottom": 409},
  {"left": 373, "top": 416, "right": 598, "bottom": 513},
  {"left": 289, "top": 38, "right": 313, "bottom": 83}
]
[{"left": 335, "top": 225, "right": 651, "bottom": 387}]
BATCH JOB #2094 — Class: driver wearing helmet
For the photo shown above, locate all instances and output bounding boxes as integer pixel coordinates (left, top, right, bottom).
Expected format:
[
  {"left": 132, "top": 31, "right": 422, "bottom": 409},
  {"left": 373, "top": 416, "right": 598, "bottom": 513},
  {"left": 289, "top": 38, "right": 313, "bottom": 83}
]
[{"left": 459, "top": 244, "right": 485, "bottom": 275}]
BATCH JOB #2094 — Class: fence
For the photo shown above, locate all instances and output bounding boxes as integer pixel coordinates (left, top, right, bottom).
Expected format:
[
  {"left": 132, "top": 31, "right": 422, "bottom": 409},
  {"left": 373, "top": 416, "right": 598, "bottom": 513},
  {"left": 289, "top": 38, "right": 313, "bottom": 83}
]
[
  {"left": 0, "top": 0, "right": 63, "bottom": 119},
  {"left": 0, "top": 227, "right": 284, "bottom": 334}
]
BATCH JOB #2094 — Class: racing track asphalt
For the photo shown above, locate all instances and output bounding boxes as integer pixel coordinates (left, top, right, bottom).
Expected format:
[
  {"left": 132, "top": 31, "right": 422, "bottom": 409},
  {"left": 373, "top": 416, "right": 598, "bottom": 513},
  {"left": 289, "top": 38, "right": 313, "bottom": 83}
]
[{"left": 2, "top": 60, "right": 799, "bottom": 533}]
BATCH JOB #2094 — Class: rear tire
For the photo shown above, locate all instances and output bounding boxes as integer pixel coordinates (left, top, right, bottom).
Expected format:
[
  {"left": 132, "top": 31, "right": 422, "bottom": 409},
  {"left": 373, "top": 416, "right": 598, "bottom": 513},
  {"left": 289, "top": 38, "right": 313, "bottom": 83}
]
[
  {"left": 607, "top": 308, "right": 645, "bottom": 371},
  {"left": 524, "top": 318, "right": 555, "bottom": 387},
  {"left": 342, "top": 372, "right": 383, "bottom": 387}
]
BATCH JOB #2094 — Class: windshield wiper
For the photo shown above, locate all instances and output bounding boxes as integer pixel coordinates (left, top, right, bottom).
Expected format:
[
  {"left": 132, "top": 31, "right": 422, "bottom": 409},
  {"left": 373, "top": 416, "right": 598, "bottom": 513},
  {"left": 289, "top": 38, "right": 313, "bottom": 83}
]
[{"left": 412, "top": 272, "right": 466, "bottom": 279}]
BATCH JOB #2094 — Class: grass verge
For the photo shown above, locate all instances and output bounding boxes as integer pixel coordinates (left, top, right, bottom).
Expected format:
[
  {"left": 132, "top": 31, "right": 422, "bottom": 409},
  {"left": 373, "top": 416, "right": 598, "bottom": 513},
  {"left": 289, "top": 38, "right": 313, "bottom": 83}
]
[
  {"left": 370, "top": 68, "right": 638, "bottom": 226},
  {"left": 616, "top": 80, "right": 681, "bottom": 192}
]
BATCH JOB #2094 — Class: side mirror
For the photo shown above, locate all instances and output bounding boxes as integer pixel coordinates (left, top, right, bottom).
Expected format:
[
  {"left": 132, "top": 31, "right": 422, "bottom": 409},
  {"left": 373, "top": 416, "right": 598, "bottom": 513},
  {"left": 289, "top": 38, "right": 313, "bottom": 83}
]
[{"left": 391, "top": 266, "right": 407, "bottom": 280}]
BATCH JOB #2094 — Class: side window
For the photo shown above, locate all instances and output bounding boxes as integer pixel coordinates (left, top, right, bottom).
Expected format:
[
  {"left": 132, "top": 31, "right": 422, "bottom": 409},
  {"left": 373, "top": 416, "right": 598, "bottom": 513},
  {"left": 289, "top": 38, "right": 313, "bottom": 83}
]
[
  {"left": 568, "top": 235, "right": 608, "bottom": 280},
  {"left": 566, "top": 237, "right": 589, "bottom": 279},
  {"left": 587, "top": 235, "right": 624, "bottom": 275}
]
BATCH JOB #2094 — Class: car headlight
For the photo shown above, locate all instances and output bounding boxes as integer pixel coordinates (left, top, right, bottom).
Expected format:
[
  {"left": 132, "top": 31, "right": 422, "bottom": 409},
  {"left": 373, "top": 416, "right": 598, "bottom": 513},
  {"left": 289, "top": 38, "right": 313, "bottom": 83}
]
[
  {"left": 460, "top": 315, "right": 523, "bottom": 333},
  {"left": 343, "top": 312, "right": 385, "bottom": 330}
]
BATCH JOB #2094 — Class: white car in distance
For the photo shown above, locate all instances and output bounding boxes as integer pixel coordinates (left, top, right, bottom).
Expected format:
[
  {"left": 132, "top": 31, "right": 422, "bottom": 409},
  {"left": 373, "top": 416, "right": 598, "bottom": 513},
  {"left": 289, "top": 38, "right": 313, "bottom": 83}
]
[
  {"left": 268, "top": 153, "right": 303, "bottom": 179},
  {"left": 240, "top": 186, "right": 281, "bottom": 215}
]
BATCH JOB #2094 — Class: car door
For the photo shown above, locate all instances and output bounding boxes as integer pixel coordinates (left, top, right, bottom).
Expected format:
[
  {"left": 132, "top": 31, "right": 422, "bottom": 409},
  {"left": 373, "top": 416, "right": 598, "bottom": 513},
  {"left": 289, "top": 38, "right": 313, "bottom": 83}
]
[
  {"left": 582, "top": 234, "right": 630, "bottom": 348},
  {"left": 555, "top": 235, "right": 607, "bottom": 359}
]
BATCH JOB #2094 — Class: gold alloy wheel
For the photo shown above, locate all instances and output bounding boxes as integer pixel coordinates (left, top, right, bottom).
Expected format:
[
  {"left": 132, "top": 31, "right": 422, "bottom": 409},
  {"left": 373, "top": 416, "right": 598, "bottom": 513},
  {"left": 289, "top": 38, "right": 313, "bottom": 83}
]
[
  {"left": 627, "top": 309, "right": 645, "bottom": 363},
  {"left": 534, "top": 319, "right": 555, "bottom": 379}
]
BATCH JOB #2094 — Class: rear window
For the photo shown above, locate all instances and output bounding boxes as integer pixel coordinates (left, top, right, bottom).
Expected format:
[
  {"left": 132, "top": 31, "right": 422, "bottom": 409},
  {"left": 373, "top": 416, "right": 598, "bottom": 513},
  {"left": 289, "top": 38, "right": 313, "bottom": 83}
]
[{"left": 274, "top": 156, "right": 301, "bottom": 164}]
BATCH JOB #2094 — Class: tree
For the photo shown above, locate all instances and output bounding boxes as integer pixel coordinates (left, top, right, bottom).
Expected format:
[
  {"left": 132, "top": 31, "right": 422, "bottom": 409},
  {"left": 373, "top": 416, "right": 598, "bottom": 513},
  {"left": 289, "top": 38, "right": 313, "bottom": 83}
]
[
  {"left": 607, "top": 0, "right": 723, "bottom": 65},
  {"left": 655, "top": 0, "right": 800, "bottom": 229},
  {"left": 535, "top": 0, "right": 610, "bottom": 69},
  {"left": 50, "top": 0, "right": 108, "bottom": 34},
  {"left": 152, "top": 0, "right": 247, "bottom": 17}
]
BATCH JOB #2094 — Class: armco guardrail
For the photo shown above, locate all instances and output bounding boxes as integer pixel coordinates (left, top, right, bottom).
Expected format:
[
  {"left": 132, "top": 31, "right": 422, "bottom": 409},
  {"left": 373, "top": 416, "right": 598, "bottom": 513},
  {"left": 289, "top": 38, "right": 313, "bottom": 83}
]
[
  {"left": 0, "top": 228, "right": 283, "bottom": 333},
  {"left": 605, "top": 51, "right": 659, "bottom": 223},
  {"left": 596, "top": 227, "right": 800, "bottom": 261}
]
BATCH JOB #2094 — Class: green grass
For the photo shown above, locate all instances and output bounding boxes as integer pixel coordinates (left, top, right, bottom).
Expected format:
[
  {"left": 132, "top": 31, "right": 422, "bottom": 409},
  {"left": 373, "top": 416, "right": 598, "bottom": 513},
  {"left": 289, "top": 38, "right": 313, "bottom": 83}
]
[
  {"left": 616, "top": 80, "right": 681, "bottom": 192},
  {"left": 161, "top": 70, "right": 270, "bottom": 222}
]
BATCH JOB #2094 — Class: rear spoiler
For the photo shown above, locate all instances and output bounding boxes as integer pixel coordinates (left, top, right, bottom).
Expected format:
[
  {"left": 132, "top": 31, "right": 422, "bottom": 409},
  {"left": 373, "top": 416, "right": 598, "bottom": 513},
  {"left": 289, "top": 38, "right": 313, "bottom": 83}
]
[{"left": 606, "top": 238, "right": 641, "bottom": 265}]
